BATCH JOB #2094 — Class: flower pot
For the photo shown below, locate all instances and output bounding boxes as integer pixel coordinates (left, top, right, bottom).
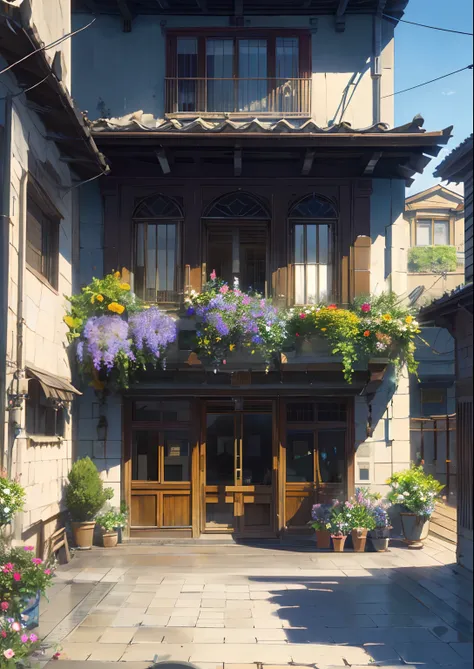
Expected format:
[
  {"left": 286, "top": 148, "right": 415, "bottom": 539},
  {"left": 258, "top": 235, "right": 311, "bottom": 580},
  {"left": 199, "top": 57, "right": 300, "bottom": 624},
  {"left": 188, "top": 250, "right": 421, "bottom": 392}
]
[
  {"left": 21, "top": 591, "right": 40, "bottom": 629},
  {"left": 400, "top": 513, "right": 430, "bottom": 547},
  {"left": 102, "top": 531, "right": 118, "bottom": 548},
  {"left": 368, "top": 526, "right": 392, "bottom": 552},
  {"left": 315, "top": 529, "right": 331, "bottom": 550},
  {"left": 351, "top": 528, "right": 368, "bottom": 553},
  {"left": 115, "top": 526, "right": 123, "bottom": 544},
  {"left": 331, "top": 535, "right": 347, "bottom": 552},
  {"left": 71, "top": 521, "right": 96, "bottom": 550},
  {"left": 370, "top": 537, "right": 390, "bottom": 552}
]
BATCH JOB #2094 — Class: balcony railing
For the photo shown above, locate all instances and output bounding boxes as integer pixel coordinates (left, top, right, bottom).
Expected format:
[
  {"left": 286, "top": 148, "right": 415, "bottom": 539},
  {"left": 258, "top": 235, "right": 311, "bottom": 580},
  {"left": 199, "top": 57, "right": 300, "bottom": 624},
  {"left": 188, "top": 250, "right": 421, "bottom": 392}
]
[{"left": 165, "top": 77, "right": 312, "bottom": 117}]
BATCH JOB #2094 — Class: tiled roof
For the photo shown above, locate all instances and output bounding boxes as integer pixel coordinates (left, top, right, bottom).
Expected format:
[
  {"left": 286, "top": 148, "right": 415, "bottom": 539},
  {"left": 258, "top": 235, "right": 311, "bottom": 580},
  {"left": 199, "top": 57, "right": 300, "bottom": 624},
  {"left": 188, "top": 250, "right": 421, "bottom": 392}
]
[{"left": 434, "top": 134, "right": 473, "bottom": 180}]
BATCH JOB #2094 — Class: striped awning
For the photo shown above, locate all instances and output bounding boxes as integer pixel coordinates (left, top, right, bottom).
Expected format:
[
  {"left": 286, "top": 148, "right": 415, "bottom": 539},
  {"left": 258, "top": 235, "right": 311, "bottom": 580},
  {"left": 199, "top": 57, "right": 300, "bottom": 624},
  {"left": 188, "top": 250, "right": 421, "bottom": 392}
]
[{"left": 26, "top": 366, "right": 82, "bottom": 402}]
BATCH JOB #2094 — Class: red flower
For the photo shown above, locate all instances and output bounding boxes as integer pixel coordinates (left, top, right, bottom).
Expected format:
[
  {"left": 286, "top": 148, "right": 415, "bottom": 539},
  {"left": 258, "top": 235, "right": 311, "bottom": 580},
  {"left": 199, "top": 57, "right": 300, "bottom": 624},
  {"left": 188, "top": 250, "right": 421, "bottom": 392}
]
[
  {"left": 295, "top": 333, "right": 300, "bottom": 337},
  {"left": 328, "top": 304, "right": 337, "bottom": 310},
  {"left": 363, "top": 330, "right": 371, "bottom": 337},
  {"left": 299, "top": 313, "right": 306, "bottom": 319},
  {"left": 0, "top": 602, "right": 9, "bottom": 611},
  {"left": 361, "top": 303, "right": 371, "bottom": 313},
  {"left": 0, "top": 631, "right": 6, "bottom": 639},
  {"left": 13, "top": 573, "right": 21, "bottom": 581}
]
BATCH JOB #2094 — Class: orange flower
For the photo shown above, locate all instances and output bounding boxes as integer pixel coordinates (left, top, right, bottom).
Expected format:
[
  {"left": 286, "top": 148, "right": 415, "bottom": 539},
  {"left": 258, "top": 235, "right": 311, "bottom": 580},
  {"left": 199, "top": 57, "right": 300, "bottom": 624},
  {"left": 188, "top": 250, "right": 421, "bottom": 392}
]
[
  {"left": 108, "top": 302, "right": 125, "bottom": 315},
  {"left": 114, "top": 271, "right": 121, "bottom": 279},
  {"left": 363, "top": 330, "right": 371, "bottom": 337},
  {"left": 96, "top": 294, "right": 104, "bottom": 302},
  {"left": 328, "top": 304, "right": 338, "bottom": 310},
  {"left": 321, "top": 327, "right": 327, "bottom": 332}
]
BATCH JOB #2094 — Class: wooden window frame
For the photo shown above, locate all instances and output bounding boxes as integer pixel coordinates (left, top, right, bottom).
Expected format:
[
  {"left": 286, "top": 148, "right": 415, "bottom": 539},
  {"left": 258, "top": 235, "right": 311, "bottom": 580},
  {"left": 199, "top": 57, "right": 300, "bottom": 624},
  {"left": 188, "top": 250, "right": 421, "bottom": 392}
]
[
  {"left": 290, "top": 220, "right": 336, "bottom": 305},
  {"left": 26, "top": 379, "right": 64, "bottom": 438},
  {"left": 26, "top": 179, "right": 61, "bottom": 291},
  {"left": 414, "top": 216, "right": 452, "bottom": 247}
]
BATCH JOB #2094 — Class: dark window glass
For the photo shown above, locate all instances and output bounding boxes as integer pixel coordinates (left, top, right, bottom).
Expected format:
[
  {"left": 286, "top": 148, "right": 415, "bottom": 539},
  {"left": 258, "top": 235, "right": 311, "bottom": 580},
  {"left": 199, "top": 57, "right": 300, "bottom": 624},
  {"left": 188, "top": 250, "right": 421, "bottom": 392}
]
[
  {"left": 286, "top": 430, "right": 314, "bottom": 482},
  {"left": 317, "top": 430, "right": 345, "bottom": 484},
  {"left": 132, "top": 430, "right": 159, "bottom": 481},
  {"left": 26, "top": 192, "right": 59, "bottom": 289},
  {"left": 26, "top": 379, "right": 64, "bottom": 437},
  {"left": 132, "top": 401, "right": 191, "bottom": 422},
  {"left": 359, "top": 467, "right": 370, "bottom": 482},
  {"left": 206, "top": 414, "right": 235, "bottom": 485},
  {"left": 177, "top": 38, "right": 198, "bottom": 112},
  {"left": 163, "top": 432, "right": 190, "bottom": 481},
  {"left": 421, "top": 388, "right": 447, "bottom": 417},
  {"left": 317, "top": 402, "right": 347, "bottom": 422},
  {"left": 286, "top": 403, "right": 314, "bottom": 423},
  {"left": 242, "top": 414, "right": 272, "bottom": 485}
]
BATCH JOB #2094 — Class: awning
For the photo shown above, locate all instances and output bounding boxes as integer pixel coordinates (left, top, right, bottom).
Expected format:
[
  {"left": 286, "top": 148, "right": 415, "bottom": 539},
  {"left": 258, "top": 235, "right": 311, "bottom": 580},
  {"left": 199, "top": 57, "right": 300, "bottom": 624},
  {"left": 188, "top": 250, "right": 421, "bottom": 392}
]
[{"left": 26, "top": 366, "right": 82, "bottom": 402}]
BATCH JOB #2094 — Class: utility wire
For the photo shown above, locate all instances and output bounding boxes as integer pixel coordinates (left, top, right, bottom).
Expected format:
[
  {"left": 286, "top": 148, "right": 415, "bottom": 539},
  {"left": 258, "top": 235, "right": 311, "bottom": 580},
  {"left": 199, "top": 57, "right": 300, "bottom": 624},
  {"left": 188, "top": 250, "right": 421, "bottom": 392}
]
[
  {"left": 383, "top": 14, "right": 474, "bottom": 37},
  {"left": 0, "top": 72, "right": 51, "bottom": 101},
  {"left": 0, "top": 19, "right": 96, "bottom": 77},
  {"left": 382, "top": 64, "right": 473, "bottom": 98}
]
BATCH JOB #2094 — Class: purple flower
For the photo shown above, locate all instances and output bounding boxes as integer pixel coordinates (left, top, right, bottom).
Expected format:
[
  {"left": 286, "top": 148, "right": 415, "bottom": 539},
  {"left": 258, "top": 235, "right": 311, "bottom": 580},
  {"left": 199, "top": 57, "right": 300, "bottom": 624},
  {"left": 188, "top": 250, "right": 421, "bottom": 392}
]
[
  {"left": 187, "top": 306, "right": 195, "bottom": 316},
  {"left": 129, "top": 308, "right": 177, "bottom": 360},
  {"left": 78, "top": 315, "right": 134, "bottom": 371}
]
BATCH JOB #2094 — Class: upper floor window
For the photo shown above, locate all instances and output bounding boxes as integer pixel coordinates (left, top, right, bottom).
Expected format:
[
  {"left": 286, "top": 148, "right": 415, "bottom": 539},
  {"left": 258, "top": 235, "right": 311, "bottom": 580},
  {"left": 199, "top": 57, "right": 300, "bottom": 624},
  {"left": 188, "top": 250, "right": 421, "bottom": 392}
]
[
  {"left": 26, "top": 182, "right": 60, "bottom": 290},
  {"left": 166, "top": 32, "right": 311, "bottom": 116},
  {"left": 26, "top": 379, "right": 64, "bottom": 438},
  {"left": 290, "top": 194, "right": 337, "bottom": 305},
  {"left": 416, "top": 218, "right": 450, "bottom": 246},
  {"left": 133, "top": 194, "right": 183, "bottom": 304}
]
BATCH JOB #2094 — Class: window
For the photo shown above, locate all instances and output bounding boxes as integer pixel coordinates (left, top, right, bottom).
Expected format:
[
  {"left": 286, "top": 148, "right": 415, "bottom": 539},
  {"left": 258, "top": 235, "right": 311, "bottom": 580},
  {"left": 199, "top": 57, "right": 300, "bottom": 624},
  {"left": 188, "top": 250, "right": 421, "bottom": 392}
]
[
  {"left": 167, "top": 32, "right": 310, "bottom": 115},
  {"left": 290, "top": 194, "right": 337, "bottom": 305},
  {"left": 421, "top": 388, "right": 448, "bottom": 417},
  {"left": 416, "top": 219, "right": 450, "bottom": 246},
  {"left": 26, "top": 186, "right": 59, "bottom": 289},
  {"left": 26, "top": 379, "right": 64, "bottom": 437},
  {"left": 133, "top": 194, "right": 183, "bottom": 303}
]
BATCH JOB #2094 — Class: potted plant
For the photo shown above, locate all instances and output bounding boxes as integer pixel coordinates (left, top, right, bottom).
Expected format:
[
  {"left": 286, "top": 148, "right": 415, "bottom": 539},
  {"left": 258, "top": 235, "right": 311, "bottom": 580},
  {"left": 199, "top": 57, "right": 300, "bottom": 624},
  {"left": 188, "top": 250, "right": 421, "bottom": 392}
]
[
  {"left": 65, "top": 457, "right": 114, "bottom": 550},
  {"left": 96, "top": 508, "right": 127, "bottom": 548},
  {"left": 329, "top": 502, "right": 350, "bottom": 552},
  {"left": 115, "top": 502, "right": 128, "bottom": 543},
  {"left": 0, "top": 616, "right": 41, "bottom": 668},
  {"left": 309, "top": 503, "right": 333, "bottom": 549},
  {"left": 368, "top": 504, "right": 392, "bottom": 552},
  {"left": 344, "top": 489, "right": 377, "bottom": 553},
  {"left": 0, "top": 472, "right": 26, "bottom": 535},
  {"left": 387, "top": 465, "right": 444, "bottom": 547}
]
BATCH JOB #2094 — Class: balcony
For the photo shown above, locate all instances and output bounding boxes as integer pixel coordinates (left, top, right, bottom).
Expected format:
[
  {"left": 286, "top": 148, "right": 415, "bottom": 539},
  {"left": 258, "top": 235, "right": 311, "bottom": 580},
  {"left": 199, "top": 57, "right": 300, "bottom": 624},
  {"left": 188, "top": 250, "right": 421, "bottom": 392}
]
[{"left": 165, "top": 77, "right": 312, "bottom": 117}]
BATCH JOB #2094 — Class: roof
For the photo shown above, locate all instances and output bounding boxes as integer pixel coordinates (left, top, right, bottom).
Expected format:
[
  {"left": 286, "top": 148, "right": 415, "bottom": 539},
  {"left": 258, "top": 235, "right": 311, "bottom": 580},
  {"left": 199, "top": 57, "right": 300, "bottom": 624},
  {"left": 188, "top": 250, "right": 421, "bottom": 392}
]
[
  {"left": 26, "top": 366, "right": 82, "bottom": 403},
  {"left": 72, "top": 0, "right": 408, "bottom": 18},
  {"left": 0, "top": 2, "right": 108, "bottom": 179},
  {"left": 405, "top": 184, "right": 464, "bottom": 205},
  {"left": 419, "top": 282, "right": 474, "bottom": 323},
  {"left": 434, "top": 134, "right": 473, "bottom": 183}
]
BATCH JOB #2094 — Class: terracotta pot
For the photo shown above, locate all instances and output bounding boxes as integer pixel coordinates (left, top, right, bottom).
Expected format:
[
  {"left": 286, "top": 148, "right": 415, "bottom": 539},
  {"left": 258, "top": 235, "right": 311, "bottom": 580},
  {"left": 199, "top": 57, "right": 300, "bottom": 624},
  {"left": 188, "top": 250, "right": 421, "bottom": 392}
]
[
  {"left": 370, "top": 537, "right": 390, "bottom": 552},
  {"left": 331, "top": 535, "right": 347, "bottom": 552},
  {"left": 71, "top": 521, "right": 96, "bottom": 550},
  {"left": 315, "top": 529, "right": 331, "bottom": 550},
  {"left": 351, "top": 528, "right": 368, "bottom": 553},
  {"left": 400, "top": 513, "right": 430, "bottom": 547},
  {"left": 102, "top": 531, "right": 118, "bottom": 548}
]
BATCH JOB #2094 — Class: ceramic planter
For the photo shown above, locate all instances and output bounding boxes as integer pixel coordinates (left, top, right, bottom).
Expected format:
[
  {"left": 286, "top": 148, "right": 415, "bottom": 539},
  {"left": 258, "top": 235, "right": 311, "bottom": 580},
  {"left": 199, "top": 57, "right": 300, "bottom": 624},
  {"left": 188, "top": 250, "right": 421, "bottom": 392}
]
[
  {"left": 351, "top": 528, "right": 368, "bottom": 553},
  {"left": 400, "top": 513, "right": 430, "bottom": 547},
  {"left": 368, "top": 526, "right": 392, "bottom": 552},
  {"left": 315, "top": 529, "right": 331, "bottom": 550},
  {"left": 102, "top": 531, "right": 118, "bottom": 548},
  {"left": 331, "top": 535, "right": 347, "bottom": 552},
  {"left": 370, "top": 537, "right": 390, "bottom": 552},
  {"left": 71, "top": 521, "right": 96, "bottom": 550}
]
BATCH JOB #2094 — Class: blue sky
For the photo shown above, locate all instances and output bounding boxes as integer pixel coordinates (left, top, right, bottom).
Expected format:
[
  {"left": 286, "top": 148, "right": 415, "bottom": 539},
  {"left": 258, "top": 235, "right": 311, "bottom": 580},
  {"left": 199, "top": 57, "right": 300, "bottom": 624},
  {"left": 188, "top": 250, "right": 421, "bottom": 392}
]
[{"left": 393, "top": 0, "right": 473, "bottom": 195}]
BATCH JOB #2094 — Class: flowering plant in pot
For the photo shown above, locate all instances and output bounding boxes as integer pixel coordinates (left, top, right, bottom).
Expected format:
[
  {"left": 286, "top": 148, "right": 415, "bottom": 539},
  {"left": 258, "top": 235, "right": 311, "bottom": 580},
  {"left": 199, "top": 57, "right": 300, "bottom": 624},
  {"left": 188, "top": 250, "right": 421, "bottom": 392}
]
[
  {"left": 368, "top": 504, "right": 392, "bottom": 552},
  {"left": 0, "top": 473, "right": 25, "bottom": 528},
  {"left": 65, "top": 457, "right": 114, "bottom": 550},
  {"left": 309, "top": 503, "right": 333, "bottom": 549},
  {"left": 0, "top": 617, "right": 41, "bottom": 668},
  {"left": 343, "top": 489, "right": 377, "bottom": 553},
  {"left": 96, "top": 509, "right": 127, "bottom": 548},
  {"left": 328, "top": 502, "right": 350, "bottom": 552},
  {"left": 387, "top": 465, "right": 444, "bottom": 547}
]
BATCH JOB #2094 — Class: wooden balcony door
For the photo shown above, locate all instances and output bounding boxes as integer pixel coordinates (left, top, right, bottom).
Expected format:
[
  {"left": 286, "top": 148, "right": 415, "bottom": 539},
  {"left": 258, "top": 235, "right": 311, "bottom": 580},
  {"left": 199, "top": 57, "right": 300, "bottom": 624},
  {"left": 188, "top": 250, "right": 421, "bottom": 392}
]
[{"left": 203, "top": 400, "right": 276, "bottom": 537}]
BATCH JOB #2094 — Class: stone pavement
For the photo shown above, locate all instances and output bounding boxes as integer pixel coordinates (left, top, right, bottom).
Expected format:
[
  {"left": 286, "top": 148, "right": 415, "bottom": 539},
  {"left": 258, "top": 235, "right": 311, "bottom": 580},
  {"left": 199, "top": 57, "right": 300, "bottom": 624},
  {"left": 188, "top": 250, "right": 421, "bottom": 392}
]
[{"left": 38, "top": 536, "right": 473, "bottom": 669}]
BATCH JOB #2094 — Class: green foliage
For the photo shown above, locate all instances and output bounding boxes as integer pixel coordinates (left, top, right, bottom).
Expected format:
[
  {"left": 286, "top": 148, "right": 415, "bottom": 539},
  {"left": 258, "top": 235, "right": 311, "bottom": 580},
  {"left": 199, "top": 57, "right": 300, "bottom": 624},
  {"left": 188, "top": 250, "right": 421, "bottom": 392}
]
[
  {"left": 0, "top": 616, "right": 42, "bottom": 668},
  {"left": 0, "top": 546, "right": 55, "bottom": 615},
  {"left": 96, "top": 508, "right": 128, "bottom": 532},
  {"left": 387, "top": 465, "right": 445, "bottom": 517},
  {"left": 408, "top": 246, "right": 457, "bottom": 273},
  {"left": 65, "top": 458, "right": 114, "bottom": 522},
  {"left": 0, "top": 474, "right": 26, "bottom": 526}
]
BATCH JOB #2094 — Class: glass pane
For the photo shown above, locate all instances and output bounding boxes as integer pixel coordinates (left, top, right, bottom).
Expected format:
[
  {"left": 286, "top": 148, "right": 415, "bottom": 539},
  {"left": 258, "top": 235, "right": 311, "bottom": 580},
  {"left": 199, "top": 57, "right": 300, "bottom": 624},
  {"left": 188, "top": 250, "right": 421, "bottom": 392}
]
[
  {"left": 318, "top": 430, "right": 345, "bottom": 484},
  {"left": 276, "top": 37, "right": 299, "bottom": 78},
  {"left": 164, "top": 431, "right": 190, "bottom": 481},
  {"left": 206, "top": 414, "right": 235, "bottom": 485},
  {"left": 318, "top": 225, "right": 329, "bottom": 264},
  {"left": 146, "top": 225, "right": 157, "bottom": 300},
  {"left": 206, "top": 501, "right": 233, "bottom": 528},
  {"left": 294, "top": 264, "right": 305, "bottom": 304},
  {"left": 306, "top": 264, "right": 317, "bottom": 304},
  {"left": 238, "top": 39, "right": 267, "bottom": 113},
  {"left": 294, "top": 225, "right": 305, "bottom": 263},
  {"left": 26, "top": 211, "right": 43, "bottom": 273},
  {"left": 306, "top": 225, "right": 317, "bottom": 263},
  {"left": 133, "top": 401, "right": 191, "bottom": 422},
  {"left": 286, "top": 430, "right": 314, "bottom": 482},
  {"left": 167, "top": 224, "right": 176, "bottom": 289},
  {"left": 207, "top": 39, "right": 234, "bottom": 112},
  {"left": 287, "top": 403, "right": 315, "bottom": 422},
  {"left": 319, "top": 265, "right": 328, "bottom": 302},
  {"left": 434, "top": 220, "right": 449, "bottom": 245},
  {"left": 157, "top": 224, "right": 167, "bottom": 291},
  {"left": 243, "top": 414, "right": 272, "bottom": 485},
  {"left": 416, "top": 220, "right": 432, "bottom": 246},
  {"left": 177, "top": 38, "right": 198, "bottom": 112},
  {"left": 132, "top": 431, "right": 159, "bottom": 481}
]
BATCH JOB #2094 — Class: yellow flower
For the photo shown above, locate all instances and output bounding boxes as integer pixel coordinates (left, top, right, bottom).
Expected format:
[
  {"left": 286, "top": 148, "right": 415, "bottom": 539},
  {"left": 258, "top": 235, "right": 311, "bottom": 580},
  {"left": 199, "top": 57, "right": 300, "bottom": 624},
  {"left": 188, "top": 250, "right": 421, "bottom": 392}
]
[
  {"left": 382, "top": 314, "right": 392, "bottom": 322},
  {"left": 96, "top": 294, "right": 104, "bottom": 302},
  {"left": 114, "top": 271, "right": 121, "bottom": 279},
  {"left": 63, "top": 316, "right": 75, "bottom": 328},
  {"left": 108, "top": 302, "right": 125, "bottom": 315},
  {"left": 120, "top": 283, "right": 131, "bottom": 291},
  {"left": 229, "top": 344, "right": 236, "bottom": 352},
  {"left": 204, "top": 338, "right": 210, "bottom": 346},
  {"left": 251, "top": 350, "right": 255, "bottom": 354},
  {"left": 90, "top": 295, "right": 96, "bottom": 304},
  {"left": 216, "top": 337, "right": 221, "bottom": 342},
  {"left": 405, "top": 315, "right": 413, "bottom": 324},
  {"left": 321, "top": 327, "right": 327, "bottom": 332}
]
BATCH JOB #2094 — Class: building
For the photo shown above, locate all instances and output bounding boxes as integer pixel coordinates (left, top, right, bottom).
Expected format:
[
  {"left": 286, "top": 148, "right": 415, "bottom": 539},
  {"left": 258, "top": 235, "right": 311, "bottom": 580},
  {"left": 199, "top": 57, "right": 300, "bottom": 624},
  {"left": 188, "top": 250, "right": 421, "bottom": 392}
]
[
  {"left": 421, "top": 135, "right": 473, "bottom": 572},
  {"left": 70, "top": 0, "right": 452, "bottom": 538},
  {"left": 0, "top": 0, "right": 105, "bottom": 551}
]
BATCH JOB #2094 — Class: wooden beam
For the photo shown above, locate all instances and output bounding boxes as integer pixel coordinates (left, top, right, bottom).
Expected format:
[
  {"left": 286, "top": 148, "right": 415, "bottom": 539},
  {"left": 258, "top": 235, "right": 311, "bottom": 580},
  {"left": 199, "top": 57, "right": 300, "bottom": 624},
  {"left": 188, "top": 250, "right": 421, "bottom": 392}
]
[
  {"left": 363, "top": 151, "right": 383, "bottom": 176},
  {"left": 116, "top": 0, "right": 134, "bottom": 21},
  {"left": 234, "top": 145, "right": 242, "bottom": 177},
  {"left": 301, "top": 148, "right": 315, "bottom": 176},
  {"left": 156, "top": 148, "right": 171, "bottom": 174},
  {"left": 335, "top": 0, "right": 350, "bottom": 31}
]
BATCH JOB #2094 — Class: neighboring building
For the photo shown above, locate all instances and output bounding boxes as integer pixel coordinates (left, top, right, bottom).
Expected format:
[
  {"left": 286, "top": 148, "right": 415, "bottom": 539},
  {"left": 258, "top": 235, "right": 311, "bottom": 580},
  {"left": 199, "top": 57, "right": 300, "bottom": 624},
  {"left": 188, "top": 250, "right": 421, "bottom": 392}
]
[
  {"left": 0, "top": 0, "right": 105, "bottom": 551},
  {"left": 421, "top": 135, "right": 473, "bottom": 572},
  {"left": 70, "top": 0, "right": 452, "bottom": 538}
]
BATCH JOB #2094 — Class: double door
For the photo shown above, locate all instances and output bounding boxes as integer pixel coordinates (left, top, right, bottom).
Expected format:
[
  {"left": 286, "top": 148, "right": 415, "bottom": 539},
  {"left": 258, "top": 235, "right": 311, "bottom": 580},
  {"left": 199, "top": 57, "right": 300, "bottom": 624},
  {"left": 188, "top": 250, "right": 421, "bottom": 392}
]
[{"left": 204, "top": 402, "right": 275, "bottom": 536}]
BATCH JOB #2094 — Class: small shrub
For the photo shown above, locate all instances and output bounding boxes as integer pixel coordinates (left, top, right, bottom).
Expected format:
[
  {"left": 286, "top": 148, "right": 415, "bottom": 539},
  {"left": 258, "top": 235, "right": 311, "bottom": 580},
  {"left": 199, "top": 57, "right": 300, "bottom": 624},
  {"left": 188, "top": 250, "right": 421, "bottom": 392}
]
[
  {"left": 408, "top": 246, "right": 457, "bottom": 273},
  {"left": 96, "top": 508, "right": 127, "bottom": 532},
  {"left": 386, "top": 465, "right": 444, "bottom": 517},
  {"left": 65, "top": 458, "right": 114, "bottom": 522}
]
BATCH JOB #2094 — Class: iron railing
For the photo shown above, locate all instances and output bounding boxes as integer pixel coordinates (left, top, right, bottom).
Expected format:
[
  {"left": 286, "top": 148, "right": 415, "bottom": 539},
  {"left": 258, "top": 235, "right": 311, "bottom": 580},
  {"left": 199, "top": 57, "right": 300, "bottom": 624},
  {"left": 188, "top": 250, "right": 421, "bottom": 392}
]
[{"left": 165, "top": 77, "right": 312, "bottom": 116}]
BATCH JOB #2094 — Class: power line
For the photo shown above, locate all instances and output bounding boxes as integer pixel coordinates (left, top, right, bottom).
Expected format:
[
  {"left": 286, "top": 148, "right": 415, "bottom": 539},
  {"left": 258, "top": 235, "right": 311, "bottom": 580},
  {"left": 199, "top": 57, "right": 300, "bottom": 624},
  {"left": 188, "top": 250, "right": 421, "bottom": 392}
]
[
  {"left": 383, "top": 14, "right": 474, "bottom": 36},
  {"left": 0, "top": 72, "right": 51, "bottom": 101},
  {"left": 0, "top": 19, "right": 96, "bottom": 77},
  {"left": 382, "top": 64, "right": 473, "bottom": 98}
]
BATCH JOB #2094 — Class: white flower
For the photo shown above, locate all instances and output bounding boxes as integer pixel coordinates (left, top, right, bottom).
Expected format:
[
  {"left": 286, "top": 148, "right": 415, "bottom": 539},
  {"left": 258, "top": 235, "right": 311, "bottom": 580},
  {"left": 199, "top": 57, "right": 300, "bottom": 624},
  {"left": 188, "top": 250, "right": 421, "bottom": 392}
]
[
  {"left": 392, "top": 482, "right": 399, "bottom": 489},
  {"left": 403, "top": 491, "right": 410, "bottom": 497},
  {"left": 3, "top": 489, "right": 10, "bottom": 496},
  {"left": 4, "top": 507, "right": 10, "bottom": 513},
  {"left": 265, "top": 326, "right": 271, "bottom": 332},
  {"left": 397, "top": 495, "right": 404, "bottom": 502}
]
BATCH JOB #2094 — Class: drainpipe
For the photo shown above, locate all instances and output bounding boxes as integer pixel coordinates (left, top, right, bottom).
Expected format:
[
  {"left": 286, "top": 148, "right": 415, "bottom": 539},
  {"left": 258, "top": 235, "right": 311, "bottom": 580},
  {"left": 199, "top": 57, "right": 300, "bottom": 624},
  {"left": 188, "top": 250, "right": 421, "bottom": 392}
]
[
  {"left": 0, "top": 95, "right": 12, "bottom": 472},
  {"left": 372, "top": 1, "right": 386, "bottom": 125}
]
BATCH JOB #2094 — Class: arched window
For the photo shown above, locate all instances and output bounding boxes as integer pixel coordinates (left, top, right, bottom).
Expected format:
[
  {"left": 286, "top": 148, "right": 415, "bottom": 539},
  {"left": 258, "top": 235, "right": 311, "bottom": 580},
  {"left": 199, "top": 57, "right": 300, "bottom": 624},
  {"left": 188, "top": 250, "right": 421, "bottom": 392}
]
[
  {"left": 204, "top": 192, "right": 270, "bottom": 220},
  {"left": 133, "top": 194, "right": 183, "bottom": 303},
  {"left": 289, "top": 194, "right": 337, "bottom": 305}
]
